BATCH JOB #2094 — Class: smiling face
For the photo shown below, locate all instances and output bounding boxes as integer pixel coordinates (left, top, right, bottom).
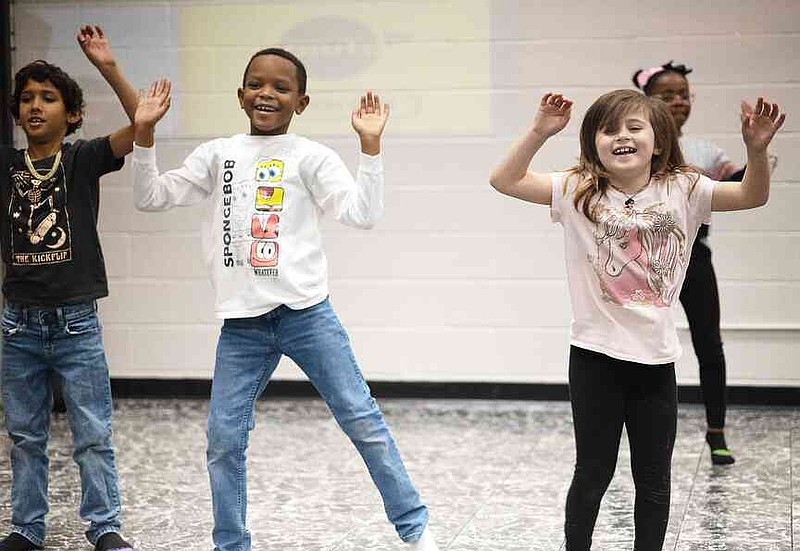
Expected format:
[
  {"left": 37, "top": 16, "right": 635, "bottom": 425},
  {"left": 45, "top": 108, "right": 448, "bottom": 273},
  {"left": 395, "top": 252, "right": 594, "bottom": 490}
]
[
  {"left": 647, "top": 72, "right": 691, "bottom": 131},
  {"left": 15, "top": 79, "right": 80, "bottom": 146},
  {"left": 594, "top": 108, "right": 657, "bottom": 184},
  {"left": 237, "top": 54, "right": 309, "bottom": 136}
]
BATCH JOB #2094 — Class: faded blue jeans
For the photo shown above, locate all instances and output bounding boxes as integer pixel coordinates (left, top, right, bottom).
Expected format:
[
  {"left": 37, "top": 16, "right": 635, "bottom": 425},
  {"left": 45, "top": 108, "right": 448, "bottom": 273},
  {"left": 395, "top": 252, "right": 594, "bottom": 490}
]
[
  {"left": 207, "top": 298, "right": 428, "bottom": 551},
  {"left": 0, "top": 301, "right": 123, "bottom": 547}
]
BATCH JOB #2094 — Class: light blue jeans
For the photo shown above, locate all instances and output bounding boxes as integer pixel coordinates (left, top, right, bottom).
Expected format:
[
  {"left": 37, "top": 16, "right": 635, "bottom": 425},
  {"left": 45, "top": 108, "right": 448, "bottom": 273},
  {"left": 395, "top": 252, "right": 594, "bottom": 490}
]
[
  {"left": 0, "top": 301, "right": 123, "bottom": 547},
  {"left": 207, "top": 298, "right": 428, "bottom": 551}
]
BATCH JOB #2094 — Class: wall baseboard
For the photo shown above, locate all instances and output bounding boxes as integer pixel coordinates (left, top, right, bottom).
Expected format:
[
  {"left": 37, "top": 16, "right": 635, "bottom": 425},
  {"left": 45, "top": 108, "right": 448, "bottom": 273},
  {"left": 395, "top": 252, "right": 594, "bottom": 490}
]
[{"left": 109, "top": 379, "right": 800, "bottom": 406}]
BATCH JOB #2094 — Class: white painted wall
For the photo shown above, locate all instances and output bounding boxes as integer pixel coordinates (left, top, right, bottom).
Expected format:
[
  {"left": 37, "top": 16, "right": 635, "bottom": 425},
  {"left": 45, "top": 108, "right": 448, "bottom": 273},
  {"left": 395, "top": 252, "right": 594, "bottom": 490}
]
[{"left": 9, "top": 0, "right": 800, "bottom": 386}]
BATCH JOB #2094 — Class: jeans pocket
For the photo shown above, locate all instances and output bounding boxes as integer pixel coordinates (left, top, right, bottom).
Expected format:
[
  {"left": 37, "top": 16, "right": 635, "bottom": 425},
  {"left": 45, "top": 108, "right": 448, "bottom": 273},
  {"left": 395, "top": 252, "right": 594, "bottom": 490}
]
[
  {"left": 64, "top": 310, "right": 100, "bottom": 336},
  {"left": 1, "top": 314, "right": 21, "bottom": 338}
]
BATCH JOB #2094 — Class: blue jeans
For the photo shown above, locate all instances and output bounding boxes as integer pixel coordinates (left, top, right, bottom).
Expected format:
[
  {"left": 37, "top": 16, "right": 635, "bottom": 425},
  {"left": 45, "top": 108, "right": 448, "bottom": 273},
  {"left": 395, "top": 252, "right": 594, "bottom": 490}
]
[
  {"left": 0, "top": 302, "right": 123, "bottom": 546},
  {"left": 207, "top": 298, "right": 428, "bottom": 551}
]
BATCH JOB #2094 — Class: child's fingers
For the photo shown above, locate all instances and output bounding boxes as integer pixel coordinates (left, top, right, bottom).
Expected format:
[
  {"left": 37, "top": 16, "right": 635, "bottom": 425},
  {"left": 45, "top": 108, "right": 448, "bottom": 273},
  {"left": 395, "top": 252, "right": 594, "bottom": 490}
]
[
  {"left": 769, "top": 103, "right": 780, "bottom": 122},
  {"left": 773, "top": 112, "right": 786, "bottom": 132},
  {"left": 94, "top": 25, "right": 104, "bottom": 38}
]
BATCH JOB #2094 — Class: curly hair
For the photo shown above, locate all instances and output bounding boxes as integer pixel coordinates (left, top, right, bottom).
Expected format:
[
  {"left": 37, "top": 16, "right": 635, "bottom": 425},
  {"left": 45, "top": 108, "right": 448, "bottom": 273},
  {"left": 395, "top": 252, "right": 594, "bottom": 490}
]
[{"left": 11, "top": 60, "right": 85, "bottom": 136}]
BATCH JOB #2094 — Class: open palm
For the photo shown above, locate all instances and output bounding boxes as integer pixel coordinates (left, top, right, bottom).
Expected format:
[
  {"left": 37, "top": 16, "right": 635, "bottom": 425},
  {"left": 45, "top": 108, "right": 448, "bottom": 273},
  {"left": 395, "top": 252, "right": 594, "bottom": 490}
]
[
  {"left": 533, "top": 93, "right": 573, "bottom": 138},
  {"left": 135, "top": 79, "right": 172, "bottom": 127},
  {"left": 77, "top": 25, "right": 114, "bottom": 67},
  {"left": 741, "top": 97, "right": 786, "bottom": 151},
  {"left": 351, "top": 91, "right": 390, "bottom": 139}
]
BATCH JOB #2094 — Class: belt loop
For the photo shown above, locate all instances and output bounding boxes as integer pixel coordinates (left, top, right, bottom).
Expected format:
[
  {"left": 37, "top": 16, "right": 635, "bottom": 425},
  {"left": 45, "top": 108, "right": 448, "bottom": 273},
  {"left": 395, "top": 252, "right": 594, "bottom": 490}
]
[{"left": 56, "top": 306, "right": 65, "bottom": 326}]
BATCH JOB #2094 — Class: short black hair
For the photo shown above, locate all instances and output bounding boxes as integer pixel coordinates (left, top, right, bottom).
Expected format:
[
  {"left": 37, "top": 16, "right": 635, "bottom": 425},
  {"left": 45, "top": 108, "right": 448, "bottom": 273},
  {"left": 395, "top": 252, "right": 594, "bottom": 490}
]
[
  {"left": 632, "top": 60, "right": 693, "bottom": 95},
  {"left": 242, "top": 48, "right": 307, "bottom": 95},
  {"left": 11, "top": 60, "right": 85, "bottom": 136}
]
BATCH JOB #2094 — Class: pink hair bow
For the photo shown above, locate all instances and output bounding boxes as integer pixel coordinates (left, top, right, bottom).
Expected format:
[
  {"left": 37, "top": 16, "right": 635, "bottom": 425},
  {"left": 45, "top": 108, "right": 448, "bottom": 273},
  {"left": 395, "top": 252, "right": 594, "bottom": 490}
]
[{"left": 635, "top": 65, "right": 665, "bottom": 90}]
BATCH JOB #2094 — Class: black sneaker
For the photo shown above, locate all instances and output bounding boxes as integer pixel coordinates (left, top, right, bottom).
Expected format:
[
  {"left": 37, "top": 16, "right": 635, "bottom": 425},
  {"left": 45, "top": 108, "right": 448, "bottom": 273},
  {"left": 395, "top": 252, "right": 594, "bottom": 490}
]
[
  {"left": 94, "top": 532, "right": 134, "bottom": 551},
  {"left": 0, "top": 533, "right": 43, "bottom": 551}
]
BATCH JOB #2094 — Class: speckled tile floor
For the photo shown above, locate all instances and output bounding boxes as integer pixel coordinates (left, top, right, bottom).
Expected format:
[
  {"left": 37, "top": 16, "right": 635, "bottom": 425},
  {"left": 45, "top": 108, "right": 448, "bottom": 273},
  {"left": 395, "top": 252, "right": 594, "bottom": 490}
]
[{"left": 0, "top": 398, "right": 798, "bottom": 550}]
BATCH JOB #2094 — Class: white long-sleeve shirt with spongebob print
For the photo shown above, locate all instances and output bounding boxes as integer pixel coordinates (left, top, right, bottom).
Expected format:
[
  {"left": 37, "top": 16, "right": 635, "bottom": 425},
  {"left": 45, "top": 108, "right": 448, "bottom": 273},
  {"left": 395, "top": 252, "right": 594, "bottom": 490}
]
[{"left": 132, "top": 133, "right": 383, "bottom": 319}]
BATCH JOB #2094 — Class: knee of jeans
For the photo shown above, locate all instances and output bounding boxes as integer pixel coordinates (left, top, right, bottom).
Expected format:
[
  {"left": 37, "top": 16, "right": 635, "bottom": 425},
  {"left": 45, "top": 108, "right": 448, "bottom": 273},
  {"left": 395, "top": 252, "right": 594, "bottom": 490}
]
[
  {"left": 335, "top": 403, "right": 387, "bottom": 444},
  {"left": 206, "top": 420, "right": 243, "bottom": 462},
  {"left": 8, "top": 428, "right": 48, "bottom": 453}
]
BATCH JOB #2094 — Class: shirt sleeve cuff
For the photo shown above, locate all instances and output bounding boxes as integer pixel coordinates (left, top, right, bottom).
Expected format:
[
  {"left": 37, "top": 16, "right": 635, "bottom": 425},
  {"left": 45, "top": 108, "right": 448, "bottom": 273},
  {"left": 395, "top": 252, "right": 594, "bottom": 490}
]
[
  {"left": 133, "top": 143, "right": 157, "bottom": 163},
  {"left": 358, "top": 151, "right": 383, "bottom": 173}
]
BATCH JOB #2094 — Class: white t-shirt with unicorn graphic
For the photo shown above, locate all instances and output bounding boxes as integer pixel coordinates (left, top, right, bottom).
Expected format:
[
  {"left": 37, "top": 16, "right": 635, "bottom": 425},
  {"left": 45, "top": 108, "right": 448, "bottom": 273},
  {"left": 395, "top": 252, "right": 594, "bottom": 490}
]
[{"left": 550, "top": 171, "right": 715, "bottom": 364}]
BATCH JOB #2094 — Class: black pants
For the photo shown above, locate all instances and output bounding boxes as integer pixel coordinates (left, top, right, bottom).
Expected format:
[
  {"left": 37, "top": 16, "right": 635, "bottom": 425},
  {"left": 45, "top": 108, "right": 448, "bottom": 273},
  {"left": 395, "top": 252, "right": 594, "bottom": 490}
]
[
  {"left": 679, "top": 224, "right": 727, "bottom": 429},
  {"left": 565, "top": 346, "right": 677, "bottom": 551}
]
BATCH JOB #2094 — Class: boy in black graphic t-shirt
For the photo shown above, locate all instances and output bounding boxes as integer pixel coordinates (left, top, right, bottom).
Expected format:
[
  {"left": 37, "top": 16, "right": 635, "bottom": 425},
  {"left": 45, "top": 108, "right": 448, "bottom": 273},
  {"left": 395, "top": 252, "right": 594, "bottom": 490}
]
[{"left": 0, "top": 26, "right": 165, "bottom": 551}]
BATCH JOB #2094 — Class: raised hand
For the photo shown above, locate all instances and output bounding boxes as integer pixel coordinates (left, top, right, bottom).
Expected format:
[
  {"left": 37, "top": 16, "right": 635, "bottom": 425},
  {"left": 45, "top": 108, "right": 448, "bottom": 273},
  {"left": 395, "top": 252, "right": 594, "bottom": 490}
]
[
  {"left": 135, "top": 79, "right": 172, "bottom": 129},
  {"left": 532, "top": 93, "right": 573, "bottom": 138},
  {"left": 741, "top": 97, "right": 786, "bottom": 152},
  {"left": 351, "top": 90, "right": 390, "bottom": 140},
  {"left": 77, "top": 25, "right": 115, "bottom": 68}
]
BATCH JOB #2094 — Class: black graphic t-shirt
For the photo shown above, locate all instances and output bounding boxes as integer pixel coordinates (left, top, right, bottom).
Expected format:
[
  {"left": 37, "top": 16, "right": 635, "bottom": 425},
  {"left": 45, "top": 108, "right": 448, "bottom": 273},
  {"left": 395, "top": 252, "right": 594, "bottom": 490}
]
[{"left": 0, "top": 137, "right": 123, "bottom": 305}]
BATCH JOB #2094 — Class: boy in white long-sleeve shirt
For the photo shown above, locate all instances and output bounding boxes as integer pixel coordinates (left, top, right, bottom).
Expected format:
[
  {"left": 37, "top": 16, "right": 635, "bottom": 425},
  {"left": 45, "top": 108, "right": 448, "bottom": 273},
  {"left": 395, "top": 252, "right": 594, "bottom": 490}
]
[{"left": 131, "top": 49, "right": 439, "bottom": 551}]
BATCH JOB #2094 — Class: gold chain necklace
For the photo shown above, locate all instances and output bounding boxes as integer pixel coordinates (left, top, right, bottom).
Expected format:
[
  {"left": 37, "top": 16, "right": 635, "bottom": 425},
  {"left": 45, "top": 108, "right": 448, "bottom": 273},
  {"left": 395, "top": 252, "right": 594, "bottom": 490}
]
[{"left": 24, "top": 148, "right": 62, "bottom": 181}]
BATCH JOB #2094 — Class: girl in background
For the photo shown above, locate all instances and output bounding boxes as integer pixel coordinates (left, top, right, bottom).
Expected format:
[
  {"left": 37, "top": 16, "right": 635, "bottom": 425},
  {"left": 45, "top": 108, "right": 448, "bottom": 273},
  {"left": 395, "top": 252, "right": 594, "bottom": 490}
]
[{"left": 633, "top": 61, "right": 777, "bottom": 465}]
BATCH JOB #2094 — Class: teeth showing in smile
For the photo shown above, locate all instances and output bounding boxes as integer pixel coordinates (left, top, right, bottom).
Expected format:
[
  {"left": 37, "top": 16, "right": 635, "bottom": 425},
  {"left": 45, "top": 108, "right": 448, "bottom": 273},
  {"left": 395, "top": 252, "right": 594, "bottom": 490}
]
[
  {"left": 254, "top": 105, "right": 277, "bottom": 112},
  {"left": 613, "top": 146, "right": 637, "bottom": 155}
]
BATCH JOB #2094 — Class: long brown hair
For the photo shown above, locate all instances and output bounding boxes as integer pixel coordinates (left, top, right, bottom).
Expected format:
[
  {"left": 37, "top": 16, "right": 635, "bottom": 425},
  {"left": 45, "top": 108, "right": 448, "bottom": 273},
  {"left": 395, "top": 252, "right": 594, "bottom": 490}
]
[{"left": 565, "top": 89, "right": 694, "bottom": 222}]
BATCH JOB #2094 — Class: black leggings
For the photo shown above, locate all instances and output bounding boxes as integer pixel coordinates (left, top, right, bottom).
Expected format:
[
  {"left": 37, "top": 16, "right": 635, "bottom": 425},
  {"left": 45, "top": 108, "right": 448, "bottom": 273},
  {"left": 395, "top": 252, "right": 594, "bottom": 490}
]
[
  {"left": 565, "top": 346, "right": 677, "bottom": 551},
  {"left": 679, "top": 224, "right": 727, "bottom": 429}
]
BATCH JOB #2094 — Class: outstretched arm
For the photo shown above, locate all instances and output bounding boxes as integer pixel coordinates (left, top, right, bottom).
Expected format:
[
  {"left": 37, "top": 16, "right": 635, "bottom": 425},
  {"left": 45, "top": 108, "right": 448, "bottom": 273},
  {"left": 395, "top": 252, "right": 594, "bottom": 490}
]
[
  {"left": 711, "top": 97, "right": 786, "bottom": 211},
  {"left": 78, "top": 25, "right": 138, "bottom": 122},
  {"left": 489, "top": 93, "right": 573, "bottom": 205},
  {"left": 132, "top": 79, "right": 210, "bottom": 212},
  {"left": 78, "top": 25, "right": 141, "bottom": 159}
]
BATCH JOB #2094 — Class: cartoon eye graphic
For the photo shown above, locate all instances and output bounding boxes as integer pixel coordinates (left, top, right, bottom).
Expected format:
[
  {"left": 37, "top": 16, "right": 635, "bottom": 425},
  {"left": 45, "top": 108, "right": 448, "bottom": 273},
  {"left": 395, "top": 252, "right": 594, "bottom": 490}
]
[
  {"left": 255, "top": 159, "right": 284, "bottom": 182},
  {"left": 250, "top": 241, "right": 278, "bottom": 267}
]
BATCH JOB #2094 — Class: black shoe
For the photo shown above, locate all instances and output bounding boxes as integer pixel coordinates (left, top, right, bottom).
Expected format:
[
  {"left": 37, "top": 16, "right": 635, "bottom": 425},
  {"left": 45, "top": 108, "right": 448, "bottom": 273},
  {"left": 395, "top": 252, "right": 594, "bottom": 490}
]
[
  {"left": 94, "top": 533, "right": 134, "bottom": 551},
  {"left": 0, "top": 533, "right": 43, "bottom": 551},
  {"left": 706, "top": 431, "right": 736, "bottom": 465}
]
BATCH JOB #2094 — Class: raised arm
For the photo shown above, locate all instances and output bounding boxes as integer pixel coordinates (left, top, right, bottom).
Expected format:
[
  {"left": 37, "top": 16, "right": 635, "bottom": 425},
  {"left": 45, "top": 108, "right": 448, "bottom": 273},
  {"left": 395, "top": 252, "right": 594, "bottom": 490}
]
[
  {"left": 711, "top": 97, "right": 786, "bottom": 211},
  {"left": 130, "top": 79, "right": 210, "bottom": 212},
  {"left": 311, "top": 91, "right": 391, "bottom": 229},
  {"left": 489, "top": 93, "right": 573, "bottom": 205},
  {"left": 78, "top": 25, "right": 140, "bottom": 158},
  {"left": 350, "top": 90, "right": 390, "bottom": 155}
]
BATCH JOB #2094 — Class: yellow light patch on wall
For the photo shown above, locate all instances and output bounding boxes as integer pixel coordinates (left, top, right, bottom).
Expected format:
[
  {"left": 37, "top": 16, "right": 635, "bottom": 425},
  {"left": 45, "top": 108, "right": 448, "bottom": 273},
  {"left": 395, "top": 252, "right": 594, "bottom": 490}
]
[{"left": 178, "top": 1, "right": 490, "bottom": 137}]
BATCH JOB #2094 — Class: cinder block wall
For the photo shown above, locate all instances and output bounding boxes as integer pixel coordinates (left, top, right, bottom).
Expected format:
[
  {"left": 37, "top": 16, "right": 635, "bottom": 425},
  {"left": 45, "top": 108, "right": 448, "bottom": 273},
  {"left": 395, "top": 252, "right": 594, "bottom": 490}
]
[{"left": 9, "top": 0, "right": 800, "bottom": 386}]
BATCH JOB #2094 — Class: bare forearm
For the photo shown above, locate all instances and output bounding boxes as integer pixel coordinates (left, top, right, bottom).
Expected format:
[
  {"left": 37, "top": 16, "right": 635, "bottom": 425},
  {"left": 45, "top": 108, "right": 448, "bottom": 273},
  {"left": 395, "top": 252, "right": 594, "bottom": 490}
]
[
  {"left": 359, "top": 136, "right": 380, "bottom": 156},
  {"left": 740, "top": 147, "right": 771, "bottom": 207},
  {"left": 135, "top": 123, "right": 156, "bottom": 148},
  {"left": 490, "top": 128, "right": 549, "bottom": 191},
  {"left": 96, "top": 61, "right": 138, "bottom": 122}
]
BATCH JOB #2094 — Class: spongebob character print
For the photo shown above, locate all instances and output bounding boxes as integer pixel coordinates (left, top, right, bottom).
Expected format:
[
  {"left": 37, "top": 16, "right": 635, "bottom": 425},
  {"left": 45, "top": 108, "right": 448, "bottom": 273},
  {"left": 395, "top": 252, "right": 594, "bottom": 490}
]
[
  {"left": 9, "top": 159, "right": 72, "bottom": 266},
  {"left": 251, "top": 158, "right": 284, "bottom": 275},
  {"left": 591, "top": 201, "right": 687, "bottom": 307}
]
